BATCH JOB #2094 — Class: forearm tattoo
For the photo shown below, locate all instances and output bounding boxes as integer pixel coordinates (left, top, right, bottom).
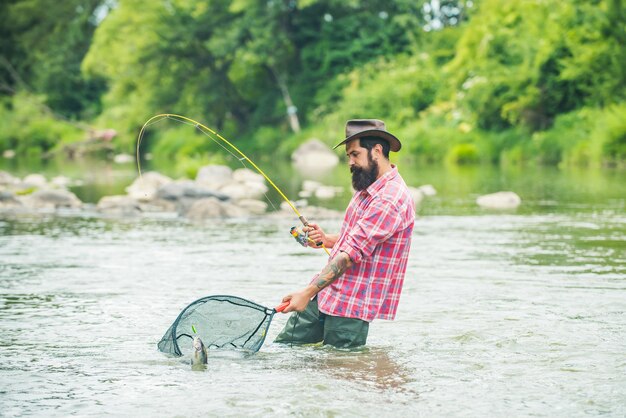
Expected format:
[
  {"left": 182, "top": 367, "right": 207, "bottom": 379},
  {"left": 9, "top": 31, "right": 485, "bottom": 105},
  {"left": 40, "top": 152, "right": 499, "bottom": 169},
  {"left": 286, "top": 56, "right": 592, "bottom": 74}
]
[{"left": 314, "top": 253, "right": 351, "bottom": 290}]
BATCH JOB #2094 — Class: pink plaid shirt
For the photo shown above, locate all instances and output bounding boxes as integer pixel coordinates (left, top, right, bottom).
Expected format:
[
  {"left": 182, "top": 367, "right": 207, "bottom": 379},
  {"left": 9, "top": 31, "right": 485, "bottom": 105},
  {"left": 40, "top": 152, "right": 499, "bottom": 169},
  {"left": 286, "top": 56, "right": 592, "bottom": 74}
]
[{"left": 314, "top": 166, "right": 415, "bottom": 322}]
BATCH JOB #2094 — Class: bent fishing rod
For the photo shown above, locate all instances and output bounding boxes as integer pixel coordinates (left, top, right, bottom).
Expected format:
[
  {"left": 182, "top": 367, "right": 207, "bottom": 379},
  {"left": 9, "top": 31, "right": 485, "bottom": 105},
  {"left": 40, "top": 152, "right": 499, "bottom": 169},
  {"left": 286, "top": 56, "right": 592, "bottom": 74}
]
[{"left": 136, "top": 113, "right": 330, "bottom": 255}]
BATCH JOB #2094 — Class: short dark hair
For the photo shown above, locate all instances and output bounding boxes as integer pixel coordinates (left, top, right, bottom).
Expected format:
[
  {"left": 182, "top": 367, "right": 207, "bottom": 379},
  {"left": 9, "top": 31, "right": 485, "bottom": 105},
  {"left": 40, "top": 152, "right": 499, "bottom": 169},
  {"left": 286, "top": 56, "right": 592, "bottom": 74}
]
[{"left": 359, "top": 136, "right": 390, "bottom": 159}]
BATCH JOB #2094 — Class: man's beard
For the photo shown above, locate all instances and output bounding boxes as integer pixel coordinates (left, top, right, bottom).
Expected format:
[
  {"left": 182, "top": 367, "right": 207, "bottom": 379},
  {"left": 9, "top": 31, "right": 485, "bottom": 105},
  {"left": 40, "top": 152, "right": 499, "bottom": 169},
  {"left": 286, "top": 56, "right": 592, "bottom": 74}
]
[{"left": 351, "top": 153, "right": 379, "bottom": 191}]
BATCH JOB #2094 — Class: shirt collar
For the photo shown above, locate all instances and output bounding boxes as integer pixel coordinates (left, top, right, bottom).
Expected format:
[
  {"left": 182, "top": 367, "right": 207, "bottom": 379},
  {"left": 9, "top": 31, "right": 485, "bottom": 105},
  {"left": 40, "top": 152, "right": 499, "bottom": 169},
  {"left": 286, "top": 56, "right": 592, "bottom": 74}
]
[{"left": 361, "top": 165, "right": 398, "bottom": 197}]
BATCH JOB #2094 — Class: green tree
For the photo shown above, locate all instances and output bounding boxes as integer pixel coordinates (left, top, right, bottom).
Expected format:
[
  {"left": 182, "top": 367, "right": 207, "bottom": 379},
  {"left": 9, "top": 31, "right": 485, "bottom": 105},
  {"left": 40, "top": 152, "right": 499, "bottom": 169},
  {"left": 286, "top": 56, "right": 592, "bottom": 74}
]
[
  {"left": 0, "top": 0, "right": 108, "bottom": 118},
  {"left": 83, "top": 0, "right": 254, "bottom": 147},
  {"left": 83, "top": 0, "right": 425, "bottom": 144},
  {"left": 446, "top": 0, "right": 626, "bottom": 132}
]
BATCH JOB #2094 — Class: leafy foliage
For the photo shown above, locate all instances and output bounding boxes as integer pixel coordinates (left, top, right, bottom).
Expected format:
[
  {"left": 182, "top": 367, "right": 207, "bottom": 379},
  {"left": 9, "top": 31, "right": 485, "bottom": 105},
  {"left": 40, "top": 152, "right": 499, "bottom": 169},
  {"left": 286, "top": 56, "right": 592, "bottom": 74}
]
[
  {"left": 0, "top": 0, "right": 624, "bottom": 168},
  {"left": 0, "top": 0, "right": 107, "bottom": 117},
  {"left": 0, "top": 93, "right": 84, "bottom": 157}
]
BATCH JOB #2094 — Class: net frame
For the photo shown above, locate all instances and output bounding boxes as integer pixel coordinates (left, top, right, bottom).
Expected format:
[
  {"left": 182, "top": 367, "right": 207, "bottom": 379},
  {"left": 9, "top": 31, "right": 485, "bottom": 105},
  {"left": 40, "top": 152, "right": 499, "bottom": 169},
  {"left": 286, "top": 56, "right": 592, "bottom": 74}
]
[{"left": 158, "top": 295, "right": 278, "bottom": 355}]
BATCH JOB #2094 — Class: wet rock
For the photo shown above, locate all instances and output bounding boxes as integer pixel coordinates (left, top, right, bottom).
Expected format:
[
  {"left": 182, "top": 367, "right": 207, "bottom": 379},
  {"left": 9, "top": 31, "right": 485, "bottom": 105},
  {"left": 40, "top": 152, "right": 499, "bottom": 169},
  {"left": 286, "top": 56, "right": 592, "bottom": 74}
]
[
  {"left": 477, "top": 191, "right": 521, "bottom": 209},
  {"left": 0, "top": 191, "right": 22, "bottom": 209},
  {"left": 302, "top": 180, "right": 322, "bottom": 193},
  {"left": 418, "top": 184, "right": 437, "bottom": 197},
  {"left": 97, "top": 195, "right": 141, "bottom": 215},
  {"left": 221, "top": 202, "right": 252, "bottom": 218},
  {"left": 280, "top": 199, "right": 308, "bottom": 212},
  {"left": 219, "top": 180, "right": 268, "bottom": 201},
  {"left": 20, "top": 189, "right": 82, "bottom": 209},
  {"left": 113, "top": 153, "right": 134, "bottom": 164},
  {"left": 0, "top": 171, "right": 20, "bottom": 187},
  {"left": 218, "top": 182, "right": 250, "bottom": 200},
  {"left": 140, "top": 199, "right": 178, "bottom": 213},
  {"left": 195, "top": 166, "right": 269, "bottom": 201},
  {"left": 126, "top": 172, "right": 173, "bottom": 202},
  {"left": 298, "top": 180, "right": 342, "bottom": 200},
  {"left": 272, "top": 204, "right": 342, "bottom": 220},
  {"left": 240, "top": 181, "right": 269, "bottom": 200},
  {"left": 156, "top": 181, "right": 229, "bottom": 201},
  {"left": 292, "top": 139, "right": 339, "bottom": 176},
  {"left": 22, "top": 174, "right": 47, "bottom": 188},
  {"left": 185, "top": 198, "right": 223, "bottom": 219},
  {"left": 185, "top": 197, "right": 251, "bottom": 220},
  {"left": 308, "top": 205, "right": 343, "bottom": 219},
  {"left": 236, "top": 199, "right": 268, "bottom": 215},
  {"left": 407, "top": 187, "right": 424, "bottom": 206},
  {"left": 11, "top": 182, "right": 39, "bottom": 195},
  {"left": 195, "top": 165, "right": 233, "bottom": 190},
  {"left": 314, "top": 185, "right": 342, "bottom": 200},
  {"left": 232, "top": 168, "right": 264, "bottom": 184},
  {"left": 50, "top": 176, "right": 72, "bottom": 189}
]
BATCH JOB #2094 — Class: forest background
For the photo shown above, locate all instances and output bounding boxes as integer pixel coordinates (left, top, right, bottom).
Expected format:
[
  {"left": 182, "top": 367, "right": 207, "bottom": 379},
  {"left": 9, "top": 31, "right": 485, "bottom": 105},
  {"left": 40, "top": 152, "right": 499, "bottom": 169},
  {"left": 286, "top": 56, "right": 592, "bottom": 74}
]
[{"left": 1, "top": 0, "right": 625, "bottom": 176}]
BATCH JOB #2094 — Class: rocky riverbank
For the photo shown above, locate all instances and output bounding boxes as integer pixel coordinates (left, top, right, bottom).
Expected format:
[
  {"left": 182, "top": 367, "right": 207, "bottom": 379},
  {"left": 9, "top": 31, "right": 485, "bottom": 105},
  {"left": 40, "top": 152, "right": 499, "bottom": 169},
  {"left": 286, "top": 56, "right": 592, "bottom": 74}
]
[
  {"left": 0, "top": 165, "right": 521, "bottom": 220},
  {"left": 0, "top": 165, "right": 348, "bottom": 220},
  {"left": 0, "top": 141, "right": 522, "bottom": 218}
]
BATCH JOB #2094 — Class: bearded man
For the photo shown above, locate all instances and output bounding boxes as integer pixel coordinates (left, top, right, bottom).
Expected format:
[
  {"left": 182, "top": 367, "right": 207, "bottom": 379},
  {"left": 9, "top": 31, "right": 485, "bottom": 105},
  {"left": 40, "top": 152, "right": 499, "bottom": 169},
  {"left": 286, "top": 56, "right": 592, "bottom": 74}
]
[{"left": 275, "top": 119, "right": 415, "bottom": 348}]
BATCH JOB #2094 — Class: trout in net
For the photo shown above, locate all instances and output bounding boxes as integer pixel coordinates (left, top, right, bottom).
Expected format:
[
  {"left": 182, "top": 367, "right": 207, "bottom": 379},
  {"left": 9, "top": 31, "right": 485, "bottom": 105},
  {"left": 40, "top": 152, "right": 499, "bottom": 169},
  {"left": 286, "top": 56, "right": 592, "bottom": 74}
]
[{"left": 158, "top": 295, "right": 288, "bottom": 358}]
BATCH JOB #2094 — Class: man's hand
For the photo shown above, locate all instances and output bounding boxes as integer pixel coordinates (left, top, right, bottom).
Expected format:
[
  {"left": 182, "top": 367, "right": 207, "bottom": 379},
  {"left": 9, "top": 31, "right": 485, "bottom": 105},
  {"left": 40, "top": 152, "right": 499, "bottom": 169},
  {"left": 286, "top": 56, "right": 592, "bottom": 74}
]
[
  {"left": 280, "top": 285, "right": 317, "bottom": 313},
  {"left": 279, "top": 252, "right": 353, "bottom": 314},
  {"left": 303, "top": 223, "right": 337, "bottom": 248}
]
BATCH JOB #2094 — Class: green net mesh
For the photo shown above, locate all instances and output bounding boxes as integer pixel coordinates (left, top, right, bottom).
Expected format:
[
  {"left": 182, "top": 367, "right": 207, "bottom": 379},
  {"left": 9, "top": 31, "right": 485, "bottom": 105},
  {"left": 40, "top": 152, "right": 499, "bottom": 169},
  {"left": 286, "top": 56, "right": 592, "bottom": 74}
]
[{"left": 158, "top": 295, "right": 276, "bottom": 355}]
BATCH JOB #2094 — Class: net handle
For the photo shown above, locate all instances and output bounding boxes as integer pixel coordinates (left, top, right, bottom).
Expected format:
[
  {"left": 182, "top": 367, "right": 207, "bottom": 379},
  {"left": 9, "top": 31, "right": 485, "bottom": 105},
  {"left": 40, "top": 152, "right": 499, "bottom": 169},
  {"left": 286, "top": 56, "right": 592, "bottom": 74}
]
[{"left": 275, "top": 301, "right": 290, "bottom": 312}]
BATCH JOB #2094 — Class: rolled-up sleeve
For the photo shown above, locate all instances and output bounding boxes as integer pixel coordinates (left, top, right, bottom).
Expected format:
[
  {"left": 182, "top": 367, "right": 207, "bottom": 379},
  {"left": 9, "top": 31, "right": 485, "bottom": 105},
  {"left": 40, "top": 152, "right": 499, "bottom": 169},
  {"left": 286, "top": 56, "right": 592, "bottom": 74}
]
[{"left": 337, "top": 197, "right": 401, "bottom": 264}]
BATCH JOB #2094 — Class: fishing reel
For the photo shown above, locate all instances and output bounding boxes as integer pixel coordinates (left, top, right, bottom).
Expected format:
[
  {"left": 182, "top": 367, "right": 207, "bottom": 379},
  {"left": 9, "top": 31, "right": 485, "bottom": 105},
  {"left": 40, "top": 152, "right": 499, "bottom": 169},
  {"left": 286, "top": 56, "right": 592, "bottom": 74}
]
[
  {"left": 290, "top": 226, "right": 309, "bottom": 247},
  {"left": 290, "top": 226, "right": 325, "bottom": 250}
]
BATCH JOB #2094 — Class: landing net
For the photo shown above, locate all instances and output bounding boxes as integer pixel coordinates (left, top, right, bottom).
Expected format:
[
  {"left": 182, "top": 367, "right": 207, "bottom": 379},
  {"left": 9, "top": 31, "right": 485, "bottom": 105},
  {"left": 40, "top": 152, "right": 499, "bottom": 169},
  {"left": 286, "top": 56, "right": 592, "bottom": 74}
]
[{"left": 158, "top": 295, "right": 276, "bottom": 355}]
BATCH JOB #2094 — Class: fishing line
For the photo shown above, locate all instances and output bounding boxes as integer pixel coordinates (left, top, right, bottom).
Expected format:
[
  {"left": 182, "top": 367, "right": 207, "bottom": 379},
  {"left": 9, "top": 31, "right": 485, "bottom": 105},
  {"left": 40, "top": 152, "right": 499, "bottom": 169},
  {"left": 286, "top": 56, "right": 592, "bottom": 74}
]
[{"left": 136, "top": 113, "right": 330, "bottom": 255}]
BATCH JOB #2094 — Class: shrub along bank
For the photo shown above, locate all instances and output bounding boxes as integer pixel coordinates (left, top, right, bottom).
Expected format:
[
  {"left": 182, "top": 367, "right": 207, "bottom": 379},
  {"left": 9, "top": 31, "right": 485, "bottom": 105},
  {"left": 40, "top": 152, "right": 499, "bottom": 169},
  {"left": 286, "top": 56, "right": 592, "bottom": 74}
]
[{"left": 1, "top": 0, "right": 624, "bottom": 170}]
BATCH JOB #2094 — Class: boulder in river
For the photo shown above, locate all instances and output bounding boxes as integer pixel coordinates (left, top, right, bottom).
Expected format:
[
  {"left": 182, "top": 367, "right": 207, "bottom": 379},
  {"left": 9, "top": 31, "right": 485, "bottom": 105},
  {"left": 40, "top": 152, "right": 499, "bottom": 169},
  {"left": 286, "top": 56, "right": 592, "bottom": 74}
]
[
  {"left": 20, "top": 189, "right": 82, "bottom": 209},
  {"left": 126, "top": 172, "right": 173, "bottom": 202},
  {"left": 314, "top": 185, "right": 342, "bottom": 200},
  {"left": 113, "top": 153, "right": 134, "bottom": 164},
  {"left": 291, "top": 139, "right": 339, "bottom": 176},
  {"left": 225, "top": 168, "right": 268, "bottom": 200},
  {"left": 156, "top": 180, "right": 229, "bottom": 201},
  {"left": 195, "top": 165, "right": 233, "bottom": 190},
  {"left": 97, "top": 195, "right": 142, "bottom": 215},
  {"left": 476, "top": 191, "right": 522, "bottom": 209},
  {"left": 0, "top": 191, "right": 22, "bottom": 209},
  {"left": 418, "top": 184, "right": 437, "bottom": 197},
  {"left": 271, "top": 204, "right": 342, "bottom": 220},
  {"left": 235, "top": 199, "right": 268, "bottom": 215},
  {"left": 50, "top": 176, "right": 72, "bottom": 189},
  {"left": 0, "top": 171, "right": 20, "bottom": 187},
  {"left": 298, "top": 180, "right": 343, "bottom": 200},
  {"left": 22, "top": 174, "right": 48, "bottom": 188},
  {"left": 232, "top": 168, "right": 264, "bottom": 184},
  {"left": 407, "top": 187, "right": 424, "bottom": 206},
  {"left": 185, "top": 197, "right": 251, "bottom": 220}
]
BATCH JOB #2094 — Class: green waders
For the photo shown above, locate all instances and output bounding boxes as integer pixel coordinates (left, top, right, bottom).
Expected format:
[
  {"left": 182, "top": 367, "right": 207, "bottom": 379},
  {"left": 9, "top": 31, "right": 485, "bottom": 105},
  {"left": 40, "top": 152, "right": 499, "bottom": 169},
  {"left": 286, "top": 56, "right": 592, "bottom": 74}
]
[{"left": 274, "top": 298, "right": 369, "bottom": 348}]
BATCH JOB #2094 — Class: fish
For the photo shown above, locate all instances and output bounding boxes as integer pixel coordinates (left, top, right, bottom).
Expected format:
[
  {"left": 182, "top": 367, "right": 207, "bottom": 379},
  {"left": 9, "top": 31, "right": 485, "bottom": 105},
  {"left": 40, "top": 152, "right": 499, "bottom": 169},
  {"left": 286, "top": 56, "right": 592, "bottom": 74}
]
[{"left": 190, "top": 335, "right": 208, "bottom": 368}]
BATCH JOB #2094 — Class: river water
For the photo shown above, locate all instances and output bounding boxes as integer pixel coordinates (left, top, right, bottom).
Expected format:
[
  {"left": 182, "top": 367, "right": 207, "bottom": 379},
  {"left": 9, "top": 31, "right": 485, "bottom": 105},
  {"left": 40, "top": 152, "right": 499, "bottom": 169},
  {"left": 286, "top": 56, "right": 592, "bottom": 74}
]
[{"left": 0, "top": 162, "right": 625, "bottom": 417}]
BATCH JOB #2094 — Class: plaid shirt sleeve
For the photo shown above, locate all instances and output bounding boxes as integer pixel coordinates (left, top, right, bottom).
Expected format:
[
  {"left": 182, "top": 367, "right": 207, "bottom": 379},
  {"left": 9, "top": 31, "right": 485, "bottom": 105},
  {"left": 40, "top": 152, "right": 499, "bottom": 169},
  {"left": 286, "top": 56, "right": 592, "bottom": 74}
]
[{"left": 338, "top": 196, "right": 402, "bottom": 264}]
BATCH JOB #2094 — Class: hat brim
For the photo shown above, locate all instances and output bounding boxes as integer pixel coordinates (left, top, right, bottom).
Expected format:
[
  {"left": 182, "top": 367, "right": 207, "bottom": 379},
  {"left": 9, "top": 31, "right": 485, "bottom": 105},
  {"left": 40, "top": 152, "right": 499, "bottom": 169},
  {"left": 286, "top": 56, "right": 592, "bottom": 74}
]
[{"left": 333, "top": 129, "right": 401, "bottom": 152}]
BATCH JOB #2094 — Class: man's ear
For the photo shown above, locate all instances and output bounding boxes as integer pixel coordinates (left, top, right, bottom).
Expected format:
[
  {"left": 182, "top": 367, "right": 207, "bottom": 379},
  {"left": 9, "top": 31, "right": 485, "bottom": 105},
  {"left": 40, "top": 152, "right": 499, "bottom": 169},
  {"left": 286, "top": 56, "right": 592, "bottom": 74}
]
[{"left": 373, "top": 143, "right": 383, "bottom": 158}]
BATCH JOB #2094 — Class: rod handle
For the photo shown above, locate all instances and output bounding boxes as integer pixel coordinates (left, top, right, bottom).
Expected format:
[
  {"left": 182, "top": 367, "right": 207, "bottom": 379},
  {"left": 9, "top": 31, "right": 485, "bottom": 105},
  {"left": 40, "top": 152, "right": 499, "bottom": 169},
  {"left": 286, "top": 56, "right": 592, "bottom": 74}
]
[
  {"left": 275, "top": 301, "right": 290, "bottom": 312},
  {"left": 298, "top": 215, "right": 323, "bottom": 246}
]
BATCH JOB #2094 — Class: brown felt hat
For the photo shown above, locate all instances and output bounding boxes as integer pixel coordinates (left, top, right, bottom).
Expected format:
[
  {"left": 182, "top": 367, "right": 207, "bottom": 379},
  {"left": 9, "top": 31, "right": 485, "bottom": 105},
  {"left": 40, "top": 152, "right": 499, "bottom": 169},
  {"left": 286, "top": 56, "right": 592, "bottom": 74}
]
[{"left": 333, "top": 119, "right": 401, "bottom": 152}]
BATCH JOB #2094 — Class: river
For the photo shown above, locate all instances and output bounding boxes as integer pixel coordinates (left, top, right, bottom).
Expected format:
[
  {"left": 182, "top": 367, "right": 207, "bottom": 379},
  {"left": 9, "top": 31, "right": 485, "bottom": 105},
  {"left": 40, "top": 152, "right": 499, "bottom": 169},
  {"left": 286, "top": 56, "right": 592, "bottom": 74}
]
[{"left": 0, "top": 160, "right": 625, "bottom": 416}]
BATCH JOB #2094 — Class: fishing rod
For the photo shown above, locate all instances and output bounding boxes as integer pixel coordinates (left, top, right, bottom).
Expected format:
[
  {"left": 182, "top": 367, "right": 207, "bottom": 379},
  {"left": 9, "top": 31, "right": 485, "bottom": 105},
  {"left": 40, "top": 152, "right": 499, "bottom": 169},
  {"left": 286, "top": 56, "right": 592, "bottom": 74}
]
[{"left": 136, "top": 113, "right": 330, "bottom": 255}]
